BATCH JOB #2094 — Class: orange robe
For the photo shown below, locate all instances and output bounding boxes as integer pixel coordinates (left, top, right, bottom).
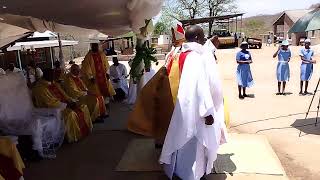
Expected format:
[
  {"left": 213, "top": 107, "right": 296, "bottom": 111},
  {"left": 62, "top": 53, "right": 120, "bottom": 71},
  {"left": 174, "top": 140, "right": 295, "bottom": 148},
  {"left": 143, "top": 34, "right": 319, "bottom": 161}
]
[{"left": 127, "top": 51, "right": 190, "bottom": 143}]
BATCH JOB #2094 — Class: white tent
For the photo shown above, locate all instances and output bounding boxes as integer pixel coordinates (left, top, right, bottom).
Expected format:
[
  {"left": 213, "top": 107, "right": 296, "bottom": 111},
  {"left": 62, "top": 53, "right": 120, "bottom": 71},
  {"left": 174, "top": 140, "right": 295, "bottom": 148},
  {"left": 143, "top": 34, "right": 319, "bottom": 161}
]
[{"left": 6, "top": 40, "right": 78, "bottom": 51}]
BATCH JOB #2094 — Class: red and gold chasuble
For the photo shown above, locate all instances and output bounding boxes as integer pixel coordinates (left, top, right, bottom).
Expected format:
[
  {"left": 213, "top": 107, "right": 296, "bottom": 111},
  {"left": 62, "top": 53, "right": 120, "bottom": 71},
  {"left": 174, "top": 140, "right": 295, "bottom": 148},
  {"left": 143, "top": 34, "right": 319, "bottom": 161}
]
[
  {"left": 92, "top": 53, "right": 109, "bottom": 97},
  {"left": 72, "top": 76, "right": 106, "bottom": 116},
  {"left": 166, "top": 51, "right": 191, "bottom": 105},
  {"left": 47, "top": 83, "right": 89, "bottom": 136}
]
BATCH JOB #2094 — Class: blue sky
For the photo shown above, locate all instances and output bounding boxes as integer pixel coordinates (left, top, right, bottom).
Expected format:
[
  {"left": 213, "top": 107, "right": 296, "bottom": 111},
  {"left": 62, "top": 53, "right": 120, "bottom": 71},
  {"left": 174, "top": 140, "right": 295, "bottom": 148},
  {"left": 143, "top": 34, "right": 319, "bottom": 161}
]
[{"left": 237, "top": 0, "right": 319, "bottom": 17}]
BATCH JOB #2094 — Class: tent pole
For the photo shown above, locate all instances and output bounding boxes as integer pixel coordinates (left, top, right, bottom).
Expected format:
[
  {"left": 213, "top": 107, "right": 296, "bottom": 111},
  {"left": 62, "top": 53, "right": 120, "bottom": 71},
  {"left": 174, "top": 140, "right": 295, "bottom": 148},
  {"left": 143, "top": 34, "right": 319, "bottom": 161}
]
[
  {"left": 17, "top": 50, "right": 22, "bottom": 69},
  {"left": 50, "top": 47, "right": 54, "bottom": 68}
]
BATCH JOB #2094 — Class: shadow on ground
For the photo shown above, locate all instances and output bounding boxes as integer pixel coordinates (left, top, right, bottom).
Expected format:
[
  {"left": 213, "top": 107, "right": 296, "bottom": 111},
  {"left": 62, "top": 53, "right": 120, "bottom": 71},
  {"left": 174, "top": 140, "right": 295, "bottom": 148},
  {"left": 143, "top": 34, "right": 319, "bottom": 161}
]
[{"left": 292, "top": 118, "right": 320, "bottom": 136}]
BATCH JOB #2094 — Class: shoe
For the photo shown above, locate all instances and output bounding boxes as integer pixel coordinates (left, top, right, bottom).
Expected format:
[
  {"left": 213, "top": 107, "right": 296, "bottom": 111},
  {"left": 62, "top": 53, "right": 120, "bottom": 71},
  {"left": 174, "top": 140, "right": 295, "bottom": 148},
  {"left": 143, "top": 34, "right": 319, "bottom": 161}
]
[
  {"left": 243, "top": 94, "right": 249, "bottom": 97},
  {"left": 239, "top": 95, "right": 244, "bottom": 99},
  {"left": 304, "top": 91, "right": 313, "bottom": 95},
  {"left": 276, "top": 92, "right": 281, "bottom": 95},
  {"left": 94, "top": 118, "right": 105, "bottom": 124},
  {"left": 299, "top": 92, "right": 304, "bottom": 96}
]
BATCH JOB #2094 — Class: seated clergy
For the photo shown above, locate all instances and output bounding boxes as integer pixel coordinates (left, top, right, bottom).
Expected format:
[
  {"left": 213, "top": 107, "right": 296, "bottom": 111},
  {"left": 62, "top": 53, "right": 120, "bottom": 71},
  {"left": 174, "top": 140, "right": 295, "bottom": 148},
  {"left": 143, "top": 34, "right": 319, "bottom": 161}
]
[
  {"left": 109, "top": 57, "right": 129, "bottom": 101},
  {"left": 6, "top": 63, "right": 21, "bottom": 74},
  {"left": 32, "top": 68, "right": 92, "bottom": 143},
  {"left": 53, "top": 61, "right": 66, "bottom": 83},
  {"left": 64, "top": 64, "right": 107, "bottom": 122}
]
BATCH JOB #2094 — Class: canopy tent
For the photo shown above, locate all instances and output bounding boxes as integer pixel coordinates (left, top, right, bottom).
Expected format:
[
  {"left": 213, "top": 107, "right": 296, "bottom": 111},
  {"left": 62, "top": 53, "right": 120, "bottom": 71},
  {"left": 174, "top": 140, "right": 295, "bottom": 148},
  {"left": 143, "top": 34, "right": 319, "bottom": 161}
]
[
  {"left": 289, "top": 8, "right": 320, "bottom": 33},
  {"left": 0, "top": 32, "right": 32, "bottom": 51},
  {"left": 0, "top": 0, "right": 163, "bottom": 36},
  {"left": 6, "top": 40, "right": 78, "bottom": 51}
]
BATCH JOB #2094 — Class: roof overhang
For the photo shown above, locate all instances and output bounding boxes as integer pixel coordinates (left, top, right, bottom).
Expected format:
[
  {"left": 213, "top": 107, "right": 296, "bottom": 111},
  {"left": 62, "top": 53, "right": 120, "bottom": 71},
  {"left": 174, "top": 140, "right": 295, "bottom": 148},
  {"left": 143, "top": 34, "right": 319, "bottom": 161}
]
[
  {"left": 0, "top": 0, "right": 163, "bottom": 36},
  {"left": 0, "top": 32, "right": 33, "bottom": 52}
]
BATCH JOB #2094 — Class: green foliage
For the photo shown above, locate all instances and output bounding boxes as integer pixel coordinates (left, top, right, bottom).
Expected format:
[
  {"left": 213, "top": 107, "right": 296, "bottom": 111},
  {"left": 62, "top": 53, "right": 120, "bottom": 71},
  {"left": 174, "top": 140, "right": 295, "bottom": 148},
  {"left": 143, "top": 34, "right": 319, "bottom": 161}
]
[
  {"left": 154, "top": 22, "right": 168, "bottom": 35},
  {"left": 129, "top": 43, "right": 158, "bottom": 82},
  {"left": 243, "top": 19, "right": 266, "bottom": 38}
]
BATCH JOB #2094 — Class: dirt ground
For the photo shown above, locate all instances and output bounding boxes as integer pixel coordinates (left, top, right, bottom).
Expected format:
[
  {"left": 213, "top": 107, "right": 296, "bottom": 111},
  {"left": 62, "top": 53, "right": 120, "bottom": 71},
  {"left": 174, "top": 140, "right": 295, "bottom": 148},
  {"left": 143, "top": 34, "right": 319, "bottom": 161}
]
[
  {"left": 216, "top": 44, "right": 320, "bottom": 180},
  {"left": 24, "top": 44, "right": 320, "bottom": 180}
]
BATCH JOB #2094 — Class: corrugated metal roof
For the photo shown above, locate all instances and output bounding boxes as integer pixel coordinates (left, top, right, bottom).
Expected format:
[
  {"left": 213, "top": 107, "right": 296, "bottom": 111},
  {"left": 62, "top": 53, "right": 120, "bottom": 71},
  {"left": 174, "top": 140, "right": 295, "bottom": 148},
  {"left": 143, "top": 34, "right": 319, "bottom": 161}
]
[{"left": 289, "top": 8, "right": 320, "bottom": 33}]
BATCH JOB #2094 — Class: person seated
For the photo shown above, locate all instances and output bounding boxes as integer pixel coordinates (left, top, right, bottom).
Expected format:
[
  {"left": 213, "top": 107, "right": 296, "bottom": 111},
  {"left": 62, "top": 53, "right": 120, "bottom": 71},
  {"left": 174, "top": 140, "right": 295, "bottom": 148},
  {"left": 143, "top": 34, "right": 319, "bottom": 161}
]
[
  {"left": 109, "top": 57, "right": 129, "bottom": 101},
  {"left": 32, "top": 68, "right": 92, "bottom": 143},
  {"left": 53, "top": 61, "right": 66, "bottom": 84},
  {"left": 0, "top": 68, "right": 5, "bottom": 75},
  {"left": 25, "top": 61, "right": 43, "bottom": 87},
  {"left": 0, "top": 137, "right": 25, "bottom": 180},
  {"left": 64, "top": 64, "right": 107, "bottom": 122},
  {"left": 6, "top": 63, "right": 21, "bottom": 74}
]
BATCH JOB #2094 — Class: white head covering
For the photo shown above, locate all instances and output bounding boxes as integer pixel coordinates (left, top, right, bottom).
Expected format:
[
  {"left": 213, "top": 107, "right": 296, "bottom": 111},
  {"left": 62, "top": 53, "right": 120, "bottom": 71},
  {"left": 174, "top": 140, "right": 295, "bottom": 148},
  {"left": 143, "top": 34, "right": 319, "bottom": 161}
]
[
  {"left": 281, "top": 40, "right": 289, "bottom": 46},
  {"left": 305, "top": 39, "right": 311, "bottom": 43},
  {"left": 240, "top": 41, "right": 248, "bottom": 45}
]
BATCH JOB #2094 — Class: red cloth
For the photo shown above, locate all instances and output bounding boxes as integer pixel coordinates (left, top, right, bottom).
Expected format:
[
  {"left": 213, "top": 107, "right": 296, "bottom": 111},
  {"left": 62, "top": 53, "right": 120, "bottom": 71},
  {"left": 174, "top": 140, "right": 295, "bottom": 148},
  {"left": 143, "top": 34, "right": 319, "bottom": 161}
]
[
  {"left": 92, "top": 53, "right": 109, "bottom": 97},
  {"left": 0, "top": 154, "right": 22, "bottom": 180},
  {"left": 48, "top": 83, "right": 68, "bottom": 103}
]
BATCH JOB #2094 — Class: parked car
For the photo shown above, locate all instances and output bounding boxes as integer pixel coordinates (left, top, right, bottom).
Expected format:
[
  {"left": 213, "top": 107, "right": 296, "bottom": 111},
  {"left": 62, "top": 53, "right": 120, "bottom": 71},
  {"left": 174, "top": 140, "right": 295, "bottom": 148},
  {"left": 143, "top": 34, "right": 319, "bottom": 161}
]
[{"left": 247, "top": 38, "right": 262, "bottom": 49}]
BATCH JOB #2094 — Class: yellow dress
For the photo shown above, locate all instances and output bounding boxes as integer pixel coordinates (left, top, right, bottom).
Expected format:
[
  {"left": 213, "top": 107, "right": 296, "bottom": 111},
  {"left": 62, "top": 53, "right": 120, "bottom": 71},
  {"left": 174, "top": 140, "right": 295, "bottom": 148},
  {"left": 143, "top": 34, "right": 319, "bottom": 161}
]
[
  {"left": 81, "top": 51, "right": 116, "bottom": 98},
  {"left": 32, "top": 80, "right": 92, "bottom": 143},
  {"left": 0, "top": 137, "right": 25, "bottom": 179},
  {"left": 64, "top": 73, "right": 106, "bottom": 122}
]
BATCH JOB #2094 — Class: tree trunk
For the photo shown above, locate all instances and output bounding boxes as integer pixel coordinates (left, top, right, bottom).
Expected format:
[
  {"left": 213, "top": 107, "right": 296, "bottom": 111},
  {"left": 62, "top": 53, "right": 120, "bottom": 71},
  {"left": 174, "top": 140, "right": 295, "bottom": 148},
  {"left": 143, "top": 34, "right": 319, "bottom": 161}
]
[{"left": 208, "top": 8, "right": 213, "bottom": 37}]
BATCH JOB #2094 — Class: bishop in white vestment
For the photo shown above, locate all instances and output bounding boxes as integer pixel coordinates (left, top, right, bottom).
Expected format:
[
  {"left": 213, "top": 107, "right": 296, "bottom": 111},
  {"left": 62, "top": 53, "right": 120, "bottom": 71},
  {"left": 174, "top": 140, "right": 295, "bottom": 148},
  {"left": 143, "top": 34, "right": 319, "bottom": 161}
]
[{"left": 160, "top": 25, "right": 226, "bottom": 180}]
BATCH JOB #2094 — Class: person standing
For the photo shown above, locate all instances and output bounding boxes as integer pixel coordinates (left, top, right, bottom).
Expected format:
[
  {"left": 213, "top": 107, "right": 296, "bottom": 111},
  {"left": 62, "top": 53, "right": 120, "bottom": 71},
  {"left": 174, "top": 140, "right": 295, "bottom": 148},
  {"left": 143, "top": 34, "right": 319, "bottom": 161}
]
[
  {"left": 160, "top": 25, "right": 225, "bottom": 180},
  {"left": 300, "top": 39, "right": 315, "bottom": 95},
  {"left": 273, "top": 40, "right": 291, "bottom": 95},
  {"left": 236, "top": 41, "right": 254, "bottom": 99},
  {"left": 81, "top": 43, "right": 116, "bottom": 116}
]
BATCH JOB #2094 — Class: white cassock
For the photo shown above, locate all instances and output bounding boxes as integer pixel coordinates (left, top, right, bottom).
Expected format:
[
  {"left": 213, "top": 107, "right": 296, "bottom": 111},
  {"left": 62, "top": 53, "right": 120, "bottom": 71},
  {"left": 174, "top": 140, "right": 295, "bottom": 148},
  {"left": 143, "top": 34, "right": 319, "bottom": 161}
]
[
  {"left": 202, "top": 40, "right": 228, "bottom": 145},
  {"left": 127, "top": 59, "right": 144, "bottom": 105},
  {"left": 110, "top": 63, "right": 129, "bottom": 96},
  {"left": 160, "top": 42, "right": 225, "bottom": 180}
]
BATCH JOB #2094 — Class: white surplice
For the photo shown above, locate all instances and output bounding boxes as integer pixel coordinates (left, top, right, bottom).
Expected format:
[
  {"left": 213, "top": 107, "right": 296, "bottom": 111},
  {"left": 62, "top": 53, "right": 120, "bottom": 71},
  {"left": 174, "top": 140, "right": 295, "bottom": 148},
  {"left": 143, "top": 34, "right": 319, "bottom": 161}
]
[
  {"left": 110, "top": 63, "right": 129, "bottom": 95},
  {"left": 202, "top": 40, "right": 228, "bottom": 145},
  {"left": 160, "top": 41, "right": 225, "bottom": 180}
]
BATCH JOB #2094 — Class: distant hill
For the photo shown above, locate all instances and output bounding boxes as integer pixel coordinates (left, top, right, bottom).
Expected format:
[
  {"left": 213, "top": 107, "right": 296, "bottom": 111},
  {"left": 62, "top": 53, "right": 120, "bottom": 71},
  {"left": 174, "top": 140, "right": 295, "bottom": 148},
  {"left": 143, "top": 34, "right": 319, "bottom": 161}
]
[
  {"left": 242, "top": 14, "right": 279, "bottom": 38},
  {"left": 242, "top": 3, "right": 320, "bottom": 38}
]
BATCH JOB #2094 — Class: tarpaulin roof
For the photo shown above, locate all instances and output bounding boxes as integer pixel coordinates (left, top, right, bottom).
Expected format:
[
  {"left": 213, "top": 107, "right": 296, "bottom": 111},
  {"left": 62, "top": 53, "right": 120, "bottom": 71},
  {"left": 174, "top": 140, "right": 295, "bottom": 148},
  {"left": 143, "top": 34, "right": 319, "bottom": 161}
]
[
  {"left": 0, "top": 32, "right": 32, "bottom": 51},
  {"left": 289, "top": 8, "right": 320, "bottom": 33},
  {"left": 6, "top": 39, "right": 78, "bottom": 51},
  {"left": 0, "top": 0, "right": 163, "bottom": 36}
]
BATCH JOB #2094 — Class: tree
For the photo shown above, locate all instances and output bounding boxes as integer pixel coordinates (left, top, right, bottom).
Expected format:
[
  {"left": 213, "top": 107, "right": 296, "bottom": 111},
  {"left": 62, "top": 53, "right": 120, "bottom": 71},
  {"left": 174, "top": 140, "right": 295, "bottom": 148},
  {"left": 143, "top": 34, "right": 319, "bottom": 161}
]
[
  {"left": 206, "top": 0, "right": 237, "bottom": 36},
  {"left": 154, "top": 22, "right": 168, "bottom": 35},
  {"left": 162, "top": 0, "right": 206, "bottom": 20},
  {"left": 162, "top": 0, "right": 237, "bottom": 36}
]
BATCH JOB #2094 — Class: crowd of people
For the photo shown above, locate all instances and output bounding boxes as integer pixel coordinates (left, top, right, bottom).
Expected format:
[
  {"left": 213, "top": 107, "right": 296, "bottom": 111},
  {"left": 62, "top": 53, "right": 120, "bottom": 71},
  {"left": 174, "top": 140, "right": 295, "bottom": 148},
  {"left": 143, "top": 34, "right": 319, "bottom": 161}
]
[
  {"left": 0, "top": 42, "right": 136, "bottom": 179},
  {"left": 236, "top": 38, "right": 315, "bottom": 99}
]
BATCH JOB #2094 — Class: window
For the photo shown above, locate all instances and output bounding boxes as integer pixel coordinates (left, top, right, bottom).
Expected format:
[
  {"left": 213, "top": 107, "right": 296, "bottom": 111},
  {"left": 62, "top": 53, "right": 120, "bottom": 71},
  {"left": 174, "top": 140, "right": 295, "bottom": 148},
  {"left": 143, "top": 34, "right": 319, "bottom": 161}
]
[{"left": 312, "top": 30, "right": 315, "bottom": 37}]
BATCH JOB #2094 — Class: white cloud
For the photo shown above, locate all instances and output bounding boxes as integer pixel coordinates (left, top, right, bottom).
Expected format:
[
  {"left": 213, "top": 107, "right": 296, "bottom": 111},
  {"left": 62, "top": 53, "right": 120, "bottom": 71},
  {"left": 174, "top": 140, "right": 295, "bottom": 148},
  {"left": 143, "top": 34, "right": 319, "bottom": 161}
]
[{"left": 237, "top": 0, "right": 319, "bottom": 17}]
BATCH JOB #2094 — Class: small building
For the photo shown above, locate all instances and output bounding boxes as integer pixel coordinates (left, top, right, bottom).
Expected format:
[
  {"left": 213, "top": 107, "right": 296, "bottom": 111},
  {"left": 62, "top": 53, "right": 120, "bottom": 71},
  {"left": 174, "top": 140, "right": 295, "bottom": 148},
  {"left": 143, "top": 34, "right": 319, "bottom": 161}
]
[
  {"left": 289, "top": 7, "right": 320, "bottom": 45},
  {"left": 273, "top": 9, "right": 312, "bottom": 43}
]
